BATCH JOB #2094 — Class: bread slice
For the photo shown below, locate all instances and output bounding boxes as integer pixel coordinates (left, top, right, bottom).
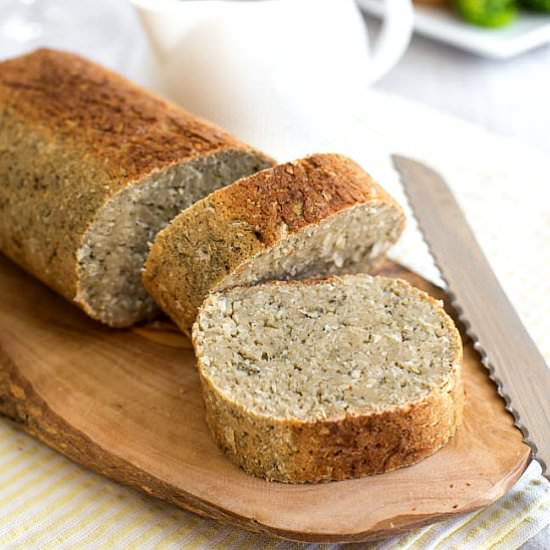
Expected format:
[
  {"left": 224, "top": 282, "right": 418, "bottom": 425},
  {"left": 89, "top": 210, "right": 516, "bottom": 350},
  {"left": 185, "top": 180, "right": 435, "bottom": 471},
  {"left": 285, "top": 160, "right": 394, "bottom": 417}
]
[
  {"left": 0, "top": 49, "right": 273, "bottom": 326},
  {"left": 144, "top": 154, "right": 405, "bottom": 335},
  {"left": 192, "top": 274, "right": 463, "bottom": 483}
]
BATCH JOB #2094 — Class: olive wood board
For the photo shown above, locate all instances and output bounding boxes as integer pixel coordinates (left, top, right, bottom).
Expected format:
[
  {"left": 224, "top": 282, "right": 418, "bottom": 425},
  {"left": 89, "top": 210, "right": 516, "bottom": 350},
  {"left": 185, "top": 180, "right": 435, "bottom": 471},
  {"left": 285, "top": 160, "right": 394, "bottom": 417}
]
[{"left": 0, "top": 254, "right": 530, "bottom": 543}]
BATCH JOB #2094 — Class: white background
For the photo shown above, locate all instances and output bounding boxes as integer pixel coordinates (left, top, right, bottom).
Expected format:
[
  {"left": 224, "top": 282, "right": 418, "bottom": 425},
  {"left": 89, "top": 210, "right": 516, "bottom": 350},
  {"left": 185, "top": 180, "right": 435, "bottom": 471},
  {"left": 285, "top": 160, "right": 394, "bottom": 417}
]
[{"left": 365, "top": 14, "right": 550, "bottom": 154}]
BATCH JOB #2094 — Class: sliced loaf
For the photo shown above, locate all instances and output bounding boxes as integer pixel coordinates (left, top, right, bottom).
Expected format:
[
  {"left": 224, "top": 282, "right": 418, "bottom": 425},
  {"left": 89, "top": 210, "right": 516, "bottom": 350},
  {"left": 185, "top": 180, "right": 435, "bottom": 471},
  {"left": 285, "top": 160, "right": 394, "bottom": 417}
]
[
  {"left": 144, "top": 154, "right": 405, "bottom": 334},
  {"left": 0, "top": 48, "right": 273, "bottom": 326},
  {"left": 192, "top": 274, "right": 463, "bottom": 483}
]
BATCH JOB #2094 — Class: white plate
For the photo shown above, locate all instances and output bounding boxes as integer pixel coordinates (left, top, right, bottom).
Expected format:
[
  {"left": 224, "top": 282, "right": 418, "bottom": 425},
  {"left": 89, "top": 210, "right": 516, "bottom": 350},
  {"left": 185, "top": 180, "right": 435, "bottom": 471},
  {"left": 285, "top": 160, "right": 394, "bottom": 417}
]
[{"left": 357, "top": 0, "right": 550, "bottom": 58}]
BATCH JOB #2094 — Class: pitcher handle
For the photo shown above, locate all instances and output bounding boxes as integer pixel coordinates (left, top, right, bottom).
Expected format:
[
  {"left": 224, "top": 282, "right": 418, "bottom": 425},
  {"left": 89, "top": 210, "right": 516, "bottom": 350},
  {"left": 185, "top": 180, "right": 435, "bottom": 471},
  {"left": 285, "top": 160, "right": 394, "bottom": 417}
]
[{"left": 365, "top": 0, "right": 414, "bottom": 84}]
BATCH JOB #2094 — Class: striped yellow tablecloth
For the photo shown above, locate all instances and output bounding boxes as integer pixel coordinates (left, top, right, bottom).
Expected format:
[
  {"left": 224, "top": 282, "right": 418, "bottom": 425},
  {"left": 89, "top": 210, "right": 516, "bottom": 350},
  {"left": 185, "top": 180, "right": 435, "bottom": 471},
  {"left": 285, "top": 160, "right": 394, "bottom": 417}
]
[
  {"left": 1, "top": 91, "right": 549, "bottom": 549},
  {"left": 0, "top": 422, "right": 549, "bottom": 549}
]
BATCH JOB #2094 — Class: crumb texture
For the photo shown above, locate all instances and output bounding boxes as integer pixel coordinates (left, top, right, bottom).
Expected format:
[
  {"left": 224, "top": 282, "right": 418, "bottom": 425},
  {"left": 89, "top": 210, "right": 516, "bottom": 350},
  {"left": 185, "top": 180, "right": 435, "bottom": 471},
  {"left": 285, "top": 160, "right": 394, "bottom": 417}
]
[
  {"left": 221, "top": 203, "right": 402, "bottom": 290},
  {"left": 193, "top": 274, "right": 463, "bottom": 483},
  {"left": 77, "top": 151, "right": 268, "bottom": 326},
  {"left": 196, "top": 275, "right": 460, "bottom": 419}
]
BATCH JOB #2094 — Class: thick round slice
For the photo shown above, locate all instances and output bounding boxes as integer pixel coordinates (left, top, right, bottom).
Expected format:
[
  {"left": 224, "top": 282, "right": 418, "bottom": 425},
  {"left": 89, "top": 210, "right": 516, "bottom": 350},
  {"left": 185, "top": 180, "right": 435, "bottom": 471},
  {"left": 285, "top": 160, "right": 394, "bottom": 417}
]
[
  {"left": 192, "top": 274, "right": 464, "bottom": 483},
  {"left": 144, "top": 154, "right": 405, "bottom": 335}
]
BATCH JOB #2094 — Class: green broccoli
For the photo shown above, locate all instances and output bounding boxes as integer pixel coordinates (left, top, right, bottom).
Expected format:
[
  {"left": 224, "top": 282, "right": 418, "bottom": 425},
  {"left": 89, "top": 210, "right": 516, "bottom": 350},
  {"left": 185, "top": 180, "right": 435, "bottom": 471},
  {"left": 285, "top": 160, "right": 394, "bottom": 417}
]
[
  {"left": 521, "top": 0, "right": 550, "bottom": 11},
  {"left": 454, "top": 0, "right": 518, "bottom": 27}
]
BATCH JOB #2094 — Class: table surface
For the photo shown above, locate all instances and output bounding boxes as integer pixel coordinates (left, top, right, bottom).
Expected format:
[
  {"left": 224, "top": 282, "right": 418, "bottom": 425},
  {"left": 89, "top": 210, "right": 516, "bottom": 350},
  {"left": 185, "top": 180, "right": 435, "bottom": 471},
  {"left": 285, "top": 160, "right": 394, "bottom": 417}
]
[{"left": 365, "top": 15, "right": 550, "bottom": 154}]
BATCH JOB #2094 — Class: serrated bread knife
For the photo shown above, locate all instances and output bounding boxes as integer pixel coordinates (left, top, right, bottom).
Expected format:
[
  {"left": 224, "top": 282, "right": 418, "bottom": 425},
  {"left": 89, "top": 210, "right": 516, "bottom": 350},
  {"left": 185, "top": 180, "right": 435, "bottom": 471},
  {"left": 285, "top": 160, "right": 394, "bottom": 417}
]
[{"left": 392, "top": 155, "right": 550, "bottom": 479}]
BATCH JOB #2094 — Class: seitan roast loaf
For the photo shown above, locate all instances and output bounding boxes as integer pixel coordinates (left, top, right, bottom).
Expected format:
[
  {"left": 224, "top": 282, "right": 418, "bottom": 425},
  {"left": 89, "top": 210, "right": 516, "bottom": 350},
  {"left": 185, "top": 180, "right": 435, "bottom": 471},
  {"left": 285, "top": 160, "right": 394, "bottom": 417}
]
[
  {"left": 144, "top": 154, "right": 405, "bottom": 335},
  {"left": 0, "top": 48, "right": 273, "bottom": 326},
  {"left": 192, "top": 274, "right": 464, "bottom": 483}
]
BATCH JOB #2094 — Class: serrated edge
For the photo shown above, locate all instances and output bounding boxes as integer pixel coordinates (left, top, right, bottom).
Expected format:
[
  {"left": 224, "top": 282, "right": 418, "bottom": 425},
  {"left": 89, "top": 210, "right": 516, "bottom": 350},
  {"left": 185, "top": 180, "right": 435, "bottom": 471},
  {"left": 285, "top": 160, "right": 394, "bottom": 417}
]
[{"left": 395, "top": 163, "right": 544, "bottom": 476}]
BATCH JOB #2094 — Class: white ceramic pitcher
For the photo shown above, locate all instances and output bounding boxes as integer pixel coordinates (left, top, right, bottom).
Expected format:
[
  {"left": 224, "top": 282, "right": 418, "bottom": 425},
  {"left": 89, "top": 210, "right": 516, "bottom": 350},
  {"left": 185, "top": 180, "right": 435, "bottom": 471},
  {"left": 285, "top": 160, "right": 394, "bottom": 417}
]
[{"left": 131, "top": 0, "right": 414, "bottom": 152}]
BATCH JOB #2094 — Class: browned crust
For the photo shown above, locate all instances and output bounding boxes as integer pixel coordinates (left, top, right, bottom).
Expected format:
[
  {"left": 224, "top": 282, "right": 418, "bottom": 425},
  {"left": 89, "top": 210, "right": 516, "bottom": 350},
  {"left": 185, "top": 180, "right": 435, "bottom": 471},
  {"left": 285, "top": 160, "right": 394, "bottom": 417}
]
[
  {"left": 0, "top": 48, "right": 258, "bottom": 182},
  {"left": 213, "top": 154, "right": 387, "bottom": 245},
  {"left": 194, "top": 276, "right": 464, "bottom": 483},
  {"left": 143, "top": 154, "right": 405, "bottom": 334},
  {"left": 0, "top": 48, "right": 270, "bottom": 319}
]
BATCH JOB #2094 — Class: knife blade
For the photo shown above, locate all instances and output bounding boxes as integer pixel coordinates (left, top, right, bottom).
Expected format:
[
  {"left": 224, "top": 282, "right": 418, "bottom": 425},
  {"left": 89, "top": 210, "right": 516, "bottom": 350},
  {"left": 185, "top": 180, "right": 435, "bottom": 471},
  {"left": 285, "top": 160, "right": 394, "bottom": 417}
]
[{"left": 392, "top": 155, "right": 550, "bottom": 478}]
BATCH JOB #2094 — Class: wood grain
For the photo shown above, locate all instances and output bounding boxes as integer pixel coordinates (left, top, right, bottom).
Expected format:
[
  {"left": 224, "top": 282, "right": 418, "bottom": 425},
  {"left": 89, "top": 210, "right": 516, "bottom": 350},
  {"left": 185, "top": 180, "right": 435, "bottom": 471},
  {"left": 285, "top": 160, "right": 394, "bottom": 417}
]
[{"left": 0, "top": 254, "right": 530, "bottom": 543}]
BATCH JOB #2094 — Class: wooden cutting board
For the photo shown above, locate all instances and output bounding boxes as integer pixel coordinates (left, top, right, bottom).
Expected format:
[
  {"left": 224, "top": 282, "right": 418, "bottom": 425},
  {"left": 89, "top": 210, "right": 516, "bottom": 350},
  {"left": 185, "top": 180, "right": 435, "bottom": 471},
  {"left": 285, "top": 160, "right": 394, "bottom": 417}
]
[{"left": 0, "top": 254, "right": 530, "bottom": 543}]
